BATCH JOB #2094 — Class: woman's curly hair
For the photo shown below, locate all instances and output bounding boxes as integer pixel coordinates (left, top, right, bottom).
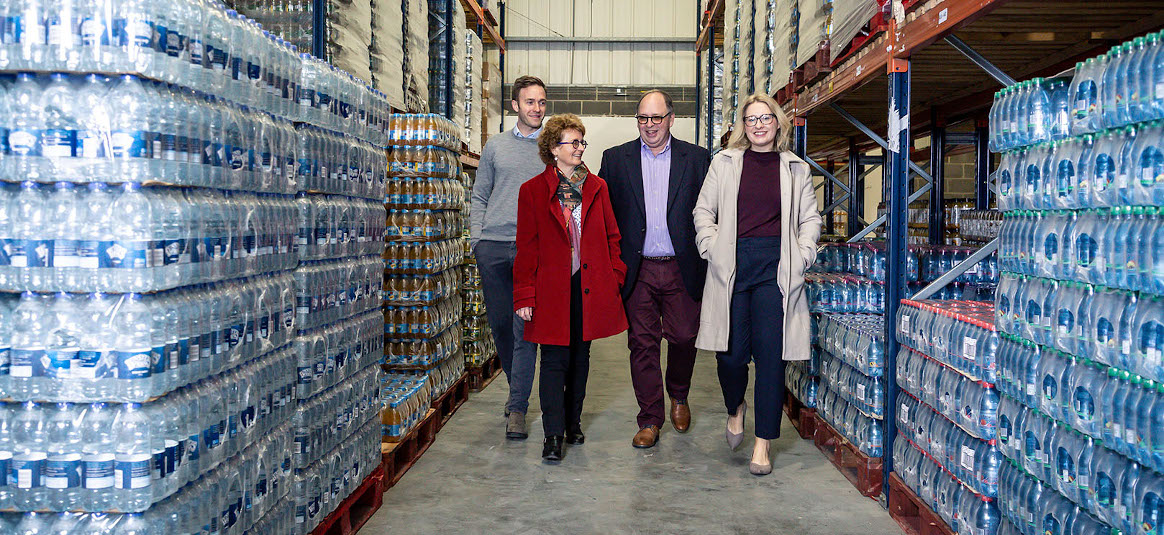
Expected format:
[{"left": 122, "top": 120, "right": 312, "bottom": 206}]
[{"left": 537, "top": 114, "right": 587, "bottom": 166}]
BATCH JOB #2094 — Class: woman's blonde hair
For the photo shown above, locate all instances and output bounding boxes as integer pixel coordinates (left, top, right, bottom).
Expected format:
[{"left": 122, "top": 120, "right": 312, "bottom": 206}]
[
  {"left": 537, "top": 114, "right": 587, "bottom": 165},
  {"left": 727, "top": 93, "right": 792, "bottom": 152}
]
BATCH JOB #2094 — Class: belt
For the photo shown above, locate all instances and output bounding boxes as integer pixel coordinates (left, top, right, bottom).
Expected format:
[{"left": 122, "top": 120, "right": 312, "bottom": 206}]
[{"left": 642, "top": 255, "right": 675, "bottom": 261}]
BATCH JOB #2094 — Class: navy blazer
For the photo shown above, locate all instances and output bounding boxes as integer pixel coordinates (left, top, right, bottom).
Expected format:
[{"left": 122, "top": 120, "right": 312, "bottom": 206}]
[{"left": 598, "top": 137, "right": 711, "bottom": 301}]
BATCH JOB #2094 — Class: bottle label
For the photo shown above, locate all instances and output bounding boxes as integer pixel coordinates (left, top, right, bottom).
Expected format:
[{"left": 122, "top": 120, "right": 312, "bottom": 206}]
[
  {"left": 80, "top": 18, "right": 109, "bottom": 46},
  {"left": 54, "top": 238, "right": 79, "bottom": 269},
  {"left": 99, "top": 240, "right": 150, "bottom": 269},
  {"left": 187, "top": 434, "right": 200, "bottom": 462},
  {"left": 82, "top": 453, "right": 114, "bottom": 489},
  {"left": 45, "top": 348, "right": 77, "bottom": 379},
  {"left": 0, "top": 347, "right": 9, "bottom": 376},
  {"left": 45, "top": 453, "right": 81, "bottom": 489},
  {"left": 110, "top": 130, "right": 150, "bottom": 159},
  {"left": 114, "top": 453, "right": 151, "bottom": 489},
  {"left": 12, "top": 453, "right": 45, "bottom": 489},
  {"left": 10, "top": 348, "right": 43, "bottom": 378},
  {"left": 8, "top": 129, "right": 41, "bottom": 156},
  {"left": 115, "top": 349, "right": 151, "bottom": 379},
  {"left": 77, "top": 131, "right": 105, "bottom": 159},
  {"left": 151, "top": 344, "right": 167, "bottom": 375},
  {"left": 42, "top": 129, "right": 76, "bottom": 158},
  {"left": 76, "top": 349, "right": 109, "bottom": 379},
  {"left": 20, "top": 239, "right": 53, "bottom": 268},
  {"left": 165, "top": 29, "right": 183, "bottom": 57},
  {"left": 0, "top": 451, "right": 10, "bottom": 486}
]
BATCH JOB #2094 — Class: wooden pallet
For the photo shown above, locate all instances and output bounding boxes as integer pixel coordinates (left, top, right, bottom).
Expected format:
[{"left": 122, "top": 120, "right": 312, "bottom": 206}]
[
  {"left": 310, "top": 464, "right": 386, "bottom": 535},
  {"left": 431, "top": 372, "right": 470, "bottom": 429},
  {"left": 792, "top": 45, "right": 833, "bottom": 92},
  {"left": 784, "top": 392, "right": 818, "bottom": 440},
  {"left": 381, "top": 408, "right": 440, "bottom": 489},
  {"left": 813, "top": 415, "right": 884, "bottom": 498},
  {"left": 467, "top": 354, "right": 501, "bottom": 392},
  {"left": 887, "top": 472, "right": 956, "bottom": 535}
]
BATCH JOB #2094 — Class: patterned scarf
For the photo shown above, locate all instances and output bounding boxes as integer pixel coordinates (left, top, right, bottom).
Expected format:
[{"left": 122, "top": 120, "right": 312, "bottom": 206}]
[{"left": 556, "top": 164, "right": 588, "bottom": 274}]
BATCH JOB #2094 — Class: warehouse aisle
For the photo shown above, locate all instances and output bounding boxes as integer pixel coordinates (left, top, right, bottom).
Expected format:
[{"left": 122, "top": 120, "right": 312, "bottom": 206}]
[{"left": 363, "top": 334, "right": 904, "bottom": 534}]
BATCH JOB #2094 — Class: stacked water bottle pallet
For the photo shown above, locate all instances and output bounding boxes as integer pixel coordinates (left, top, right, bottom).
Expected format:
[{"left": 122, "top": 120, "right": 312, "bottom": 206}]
[
  {"left": 785, "top": 346, "right": 818, "bottom": 439},
  {"left": 459, "top": 170, "right": 500, "bottom": 391},
  {"left": 0, "top": 2, "right": 390, "bottom": 532},
  {"left": 809, "top": 242, "right": 1001, "bottom": 306},
  {"left": 384, "top": 113, "right": 466, "bottom": 427},
  {"left": 986, "top": 31, "right": 1164, "bottom": 534},
  {"left": 893, "top": 300, "right": 1002, "bottom": 535},
  {"left": 813, "top": 313, "right": 887, "bottom": 497}
]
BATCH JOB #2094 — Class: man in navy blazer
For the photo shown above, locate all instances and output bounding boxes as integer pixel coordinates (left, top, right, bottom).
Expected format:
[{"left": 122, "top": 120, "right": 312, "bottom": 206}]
[{"left": 598, "top": 90, "right": 711, "bottom": 449}]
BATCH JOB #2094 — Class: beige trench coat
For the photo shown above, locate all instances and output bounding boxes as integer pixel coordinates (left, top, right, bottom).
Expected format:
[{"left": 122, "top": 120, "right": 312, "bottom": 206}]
[{"left": 692, "top": 148, "right": 822, "bottom": 359}]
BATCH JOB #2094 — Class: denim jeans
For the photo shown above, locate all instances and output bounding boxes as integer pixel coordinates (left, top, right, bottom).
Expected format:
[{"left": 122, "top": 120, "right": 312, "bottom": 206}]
[{"left": 475, "top": 240, "right": 538, "bottom": 415}]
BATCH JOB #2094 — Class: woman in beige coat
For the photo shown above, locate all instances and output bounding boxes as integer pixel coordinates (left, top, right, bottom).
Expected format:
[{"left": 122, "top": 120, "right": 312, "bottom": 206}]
[{"left": 693, "top": 93, "right": 822, "bottom": 475}]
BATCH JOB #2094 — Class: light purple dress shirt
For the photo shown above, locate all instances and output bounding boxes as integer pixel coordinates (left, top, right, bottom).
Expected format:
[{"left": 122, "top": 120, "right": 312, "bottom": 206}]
[{"left": 640, "top": 138, "right": 676, "bottom": 257}]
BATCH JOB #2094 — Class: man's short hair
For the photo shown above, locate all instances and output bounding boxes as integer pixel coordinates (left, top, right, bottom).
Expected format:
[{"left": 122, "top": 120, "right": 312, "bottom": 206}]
[
  {"left": 511, "top": 75, "right": 547, "bottom": 102},
  {"left": 637, "top": 89, "right": 674, "bottom": 115}
]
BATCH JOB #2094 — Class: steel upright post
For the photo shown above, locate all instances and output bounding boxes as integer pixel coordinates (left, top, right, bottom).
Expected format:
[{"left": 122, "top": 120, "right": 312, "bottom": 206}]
[
  {"left": 929, "top": 112, "right": 946, "bottom": 246},
  {"left": 975, "top": 119, "right": 991, "bottom": 210},
  {"left": 883, "top": 58, "right": 911, "bottom": 498},
  {"left": 848, "top": 138, "right": 864, "bottom": 237}
]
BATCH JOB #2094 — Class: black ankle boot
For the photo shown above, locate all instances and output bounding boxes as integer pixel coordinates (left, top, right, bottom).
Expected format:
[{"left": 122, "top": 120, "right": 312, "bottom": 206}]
[
  {"left": 542, "top": 436, "right": 564, "bottom": 462},
  {"left": 566, "top": 425, "right": 585, "bottom": 445}
]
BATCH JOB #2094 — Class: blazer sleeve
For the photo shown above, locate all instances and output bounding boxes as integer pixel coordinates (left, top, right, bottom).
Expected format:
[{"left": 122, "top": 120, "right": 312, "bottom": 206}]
[
  {"left": 693, "top": 159, "right": 722, "bottom": 260},
  {"left": 796, "top": 162, "right": 823, "bottom": 269},
  {"left": 600, "top": 183, "right": 627, "bottom": 288},
  {"left": 513, "top": 183, "right": 538, "bottom": 311}
]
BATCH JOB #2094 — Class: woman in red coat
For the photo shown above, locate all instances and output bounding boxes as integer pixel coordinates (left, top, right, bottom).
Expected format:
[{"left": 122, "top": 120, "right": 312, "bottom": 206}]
[{"left": 514, "top": 113, "right": 628, "bottom": 463}]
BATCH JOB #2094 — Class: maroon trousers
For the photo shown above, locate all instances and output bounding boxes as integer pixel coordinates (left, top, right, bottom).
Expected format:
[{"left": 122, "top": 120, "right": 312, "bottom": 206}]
[{"left": 625, "top": 258, "right": 700, "bottom": 429}]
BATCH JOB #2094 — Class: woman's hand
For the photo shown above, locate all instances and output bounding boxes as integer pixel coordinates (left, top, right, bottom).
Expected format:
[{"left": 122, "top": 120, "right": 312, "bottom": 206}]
[{"left": 517, "top": 307, "right": 534, "bottom": 321}]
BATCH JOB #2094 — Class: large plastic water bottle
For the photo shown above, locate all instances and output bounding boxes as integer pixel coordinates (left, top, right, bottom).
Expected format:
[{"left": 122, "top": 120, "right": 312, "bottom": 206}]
[
  {"left": 79, "top": 402, "right": 113, "bottom": 512},
  {"left": 103, "top": 184, "right": 154, "bottom": 293},
  {"left": 1131, "top": 35, "right": 1155, "bottom": 124},
  {"left": 111, "top": 294, "right": 153, "bottom": 401},
  {"left": 10, "top": 292, "right": 47, "bottom": 401},
  {"left": 1070, "top": 58, "right": 1103, "bottom": 135},
  {"left": 44, "top": 293, "right": 81, "bottom": 401},
  {"left": 44, "top": 402, "right": 81, "bottom": 511},
  {"left": 113, "top": 403, "right": 152, "bottom": 512},
  {"left": 12, "top": 182, "right": 51, "bottom": 292},
  {"left": 11, "top": 402, "right": 46, "bottom": 511}
]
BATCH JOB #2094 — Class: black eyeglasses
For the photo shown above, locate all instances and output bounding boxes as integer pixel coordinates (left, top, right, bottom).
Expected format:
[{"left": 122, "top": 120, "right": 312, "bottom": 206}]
[
  {"left": 558, "top": 140, "right": 588, "bottom": 149},
  {"left": 635, "top": 113, "right": 673, "bottom": 125},
  {"left": 743, "top": 114, "right": 776, "bottom": 127}
]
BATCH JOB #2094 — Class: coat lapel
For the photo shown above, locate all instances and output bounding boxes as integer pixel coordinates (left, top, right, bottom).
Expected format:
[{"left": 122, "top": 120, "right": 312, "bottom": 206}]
[
  {"left": 627, "top": 143, "right": 646, "bottom": 216},
  {"left": 665, "top": 141, "right": 686, "bottom": 212},
  {"left": 541, "top": 167, "right": 569, "bottom": 232},
  {"left": 581, "top": 171, "right": 601, "bottom": 224}
]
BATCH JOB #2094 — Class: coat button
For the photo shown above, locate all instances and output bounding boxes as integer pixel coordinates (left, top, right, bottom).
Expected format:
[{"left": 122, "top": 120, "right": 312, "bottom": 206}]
[
  {"left": 583, "top": 288, "right": 590, "bottom": 295},
  {"left": 583, "top": 263, "right": 588, "bottom": 269}
]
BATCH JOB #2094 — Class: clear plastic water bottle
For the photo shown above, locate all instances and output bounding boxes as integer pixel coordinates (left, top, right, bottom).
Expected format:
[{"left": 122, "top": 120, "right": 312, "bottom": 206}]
[
  {"left": 10, "top": 292, "right": 46, "bottom": 401},
  {"left": 44, "top": 402, "right": 81, "bottom": 511},
  {"left": 13, "top": 181, "right": 51, "bottom": 291},
  {"left": 11, "top": 402, "right": 46, "bottom": 511},
  {"left": 111, "top": 294, "right": 153, "bottom": 401},
  {"left": 113, "top": 402, "right": 152, "bottom": 512}
]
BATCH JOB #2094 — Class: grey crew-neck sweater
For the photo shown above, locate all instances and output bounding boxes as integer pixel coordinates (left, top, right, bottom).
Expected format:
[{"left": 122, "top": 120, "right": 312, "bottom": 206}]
[{"left": 470, "top": 131, "right": 544, "bottom": 248}]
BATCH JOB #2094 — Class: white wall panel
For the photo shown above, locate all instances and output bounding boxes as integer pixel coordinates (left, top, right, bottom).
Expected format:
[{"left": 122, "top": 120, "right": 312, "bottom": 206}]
[
  {"left": 505, "top": 115, "right": 698, "bottom": 169},
  {"left": 503, "top": 0, "right": 699, "bottom": 86}
]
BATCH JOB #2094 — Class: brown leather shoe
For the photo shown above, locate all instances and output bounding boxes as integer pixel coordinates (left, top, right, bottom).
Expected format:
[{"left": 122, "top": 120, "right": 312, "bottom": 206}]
[
  {"left": 632, "top": 425, "right": 660, "bottom": 449},
  {"left": 670, "top": 399, "right": 691, "bottom": 433}
]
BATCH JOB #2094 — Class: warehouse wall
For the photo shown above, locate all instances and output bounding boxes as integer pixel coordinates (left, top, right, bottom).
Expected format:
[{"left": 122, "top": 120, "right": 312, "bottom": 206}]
[
  {"left": 502, "top": 0, "right": 699, "bottom": 86},
  {"left": 502, "top": 116, "right": 698, "bottom": 170}
]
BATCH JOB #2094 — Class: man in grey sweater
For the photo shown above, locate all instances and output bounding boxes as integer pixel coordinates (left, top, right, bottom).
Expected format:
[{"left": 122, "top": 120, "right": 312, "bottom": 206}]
[{"left": 470, "top": 75, "right": 548, "bottom": 440}]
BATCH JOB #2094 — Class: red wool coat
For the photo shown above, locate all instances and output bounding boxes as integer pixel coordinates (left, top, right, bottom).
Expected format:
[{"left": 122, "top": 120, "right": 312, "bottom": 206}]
[{"left": 513, "top": 165, "right": 629, "bottom": 346}]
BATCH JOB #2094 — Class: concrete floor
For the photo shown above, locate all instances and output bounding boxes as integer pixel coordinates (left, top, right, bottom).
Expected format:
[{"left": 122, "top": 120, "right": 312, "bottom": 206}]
[{"left": 362, "top": 333, "right": 904, "bottom": 535}]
